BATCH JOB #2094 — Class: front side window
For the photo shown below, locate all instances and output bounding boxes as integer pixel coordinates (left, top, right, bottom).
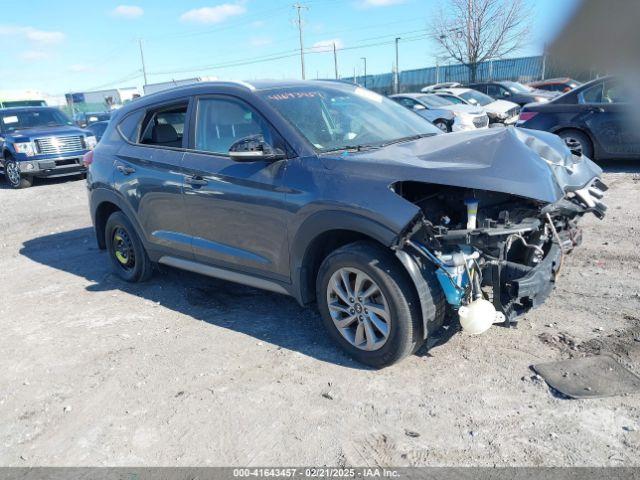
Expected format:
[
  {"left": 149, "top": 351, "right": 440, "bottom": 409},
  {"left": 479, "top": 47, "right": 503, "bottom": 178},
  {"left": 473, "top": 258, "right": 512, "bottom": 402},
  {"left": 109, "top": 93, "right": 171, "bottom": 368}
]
[
  {"left": 1, "top": 108, "right": 72, "bottom": 133},
  {"left": 580, "top": 82, "right": 604, "bottom": 104},
  {"left": 486, "top": 84, "right": 501, "bottom": 97},
  {"left": 194, "top": 97, "right": 274, "bottom": 155},
  {"left": 260, "top": 85, "right": 440, "bottom": 152},
  {"left": 395, "top": 97, "right": 418, "bottom": 109},
  {"left": 140, "top": 103, "right": 188, "bottom": 148},
  {"left": 118, "top": 109, "right": 145, "bottom": 142},
  {"left": 417, "top": 94, "right": 453, "bottom": 107}
]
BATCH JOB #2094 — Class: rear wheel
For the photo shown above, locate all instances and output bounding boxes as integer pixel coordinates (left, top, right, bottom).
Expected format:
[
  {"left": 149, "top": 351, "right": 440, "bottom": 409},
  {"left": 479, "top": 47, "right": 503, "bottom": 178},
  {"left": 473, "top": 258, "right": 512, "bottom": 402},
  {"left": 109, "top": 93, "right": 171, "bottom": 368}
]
[
  {"left": 105, "top": 211, "right": 153, "bottom": 282},
  {"left": 3, "top": 158, "right": 32, "bottom": 189},
  {"left": 316, "top": 241, "right": 429, "bottom": 368},
  {"left": 558, "top": 129, "right": 593, "bottom": 158}
]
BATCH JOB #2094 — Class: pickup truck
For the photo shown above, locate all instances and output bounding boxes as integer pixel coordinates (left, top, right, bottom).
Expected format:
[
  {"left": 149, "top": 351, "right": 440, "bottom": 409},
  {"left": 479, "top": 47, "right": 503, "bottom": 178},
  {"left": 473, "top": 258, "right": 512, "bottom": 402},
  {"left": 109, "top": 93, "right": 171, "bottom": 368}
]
[{"left": 1, "top": 106, "right": 96, "bottom": 188}]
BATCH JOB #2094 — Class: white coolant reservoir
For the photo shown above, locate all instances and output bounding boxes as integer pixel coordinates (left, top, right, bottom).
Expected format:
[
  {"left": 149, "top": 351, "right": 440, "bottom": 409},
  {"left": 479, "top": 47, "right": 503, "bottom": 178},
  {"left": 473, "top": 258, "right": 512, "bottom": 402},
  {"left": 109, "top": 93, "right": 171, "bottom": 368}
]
[{"left": 458, "top": 299, "right": 506, "bottom": 334}]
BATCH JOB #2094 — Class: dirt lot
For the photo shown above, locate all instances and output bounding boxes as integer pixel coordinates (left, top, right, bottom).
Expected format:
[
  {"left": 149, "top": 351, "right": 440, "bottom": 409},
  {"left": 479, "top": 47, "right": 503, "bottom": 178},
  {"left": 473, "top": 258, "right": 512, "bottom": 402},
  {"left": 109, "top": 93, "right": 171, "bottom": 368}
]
[{"left": 1, "top": 164, "right": 639, "bottom": 467}]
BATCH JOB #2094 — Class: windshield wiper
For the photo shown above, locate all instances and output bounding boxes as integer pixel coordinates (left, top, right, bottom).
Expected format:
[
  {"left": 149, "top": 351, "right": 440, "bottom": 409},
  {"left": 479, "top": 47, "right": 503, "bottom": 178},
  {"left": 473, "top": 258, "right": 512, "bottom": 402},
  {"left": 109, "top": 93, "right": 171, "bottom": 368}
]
[
  {"left": 322, "top": 144, "right": 380, "bottom": 154},
  {"left": 380, "top": 133, "right": 436, "bottom": 147}
]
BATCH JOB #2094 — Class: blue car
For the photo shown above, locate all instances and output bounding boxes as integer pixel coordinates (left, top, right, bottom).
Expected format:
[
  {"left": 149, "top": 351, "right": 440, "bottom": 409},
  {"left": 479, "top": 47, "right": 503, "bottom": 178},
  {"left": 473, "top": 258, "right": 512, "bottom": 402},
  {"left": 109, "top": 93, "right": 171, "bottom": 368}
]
[{"left": 0, "top": 107, "right": 96, "bottom": 188}]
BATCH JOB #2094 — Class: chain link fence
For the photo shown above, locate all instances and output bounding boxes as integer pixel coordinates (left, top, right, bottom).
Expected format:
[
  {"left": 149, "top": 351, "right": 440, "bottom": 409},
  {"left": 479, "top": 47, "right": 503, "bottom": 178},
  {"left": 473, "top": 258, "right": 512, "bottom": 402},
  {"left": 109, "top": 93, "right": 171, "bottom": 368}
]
[{"left": 341, "top": 55, "right": 599, "bottom": 95}]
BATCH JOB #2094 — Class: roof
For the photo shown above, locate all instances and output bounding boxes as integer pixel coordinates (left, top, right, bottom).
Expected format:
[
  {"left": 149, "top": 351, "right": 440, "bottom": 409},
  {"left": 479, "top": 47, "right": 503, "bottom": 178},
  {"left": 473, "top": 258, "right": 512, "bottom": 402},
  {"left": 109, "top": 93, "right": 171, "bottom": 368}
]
[
  {"left": 389, "top": 93, "right": 429, "bottom": 99},
  {"left": 437, "top": 87, "right": 473, "bottom": 95}
]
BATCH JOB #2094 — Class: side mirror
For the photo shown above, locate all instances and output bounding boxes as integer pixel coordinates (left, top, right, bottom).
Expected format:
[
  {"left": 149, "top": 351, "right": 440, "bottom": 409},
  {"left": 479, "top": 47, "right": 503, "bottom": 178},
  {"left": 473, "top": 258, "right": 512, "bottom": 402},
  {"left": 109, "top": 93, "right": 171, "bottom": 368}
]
[
  {"left": 413, "top": 104, "right": 427, "bottom": 111},
  {"left": 228, "top": 135, "right": 285, "bottom": 162},
  {"left": 502, "top": 91, "right": 511, "bottom": 97}
]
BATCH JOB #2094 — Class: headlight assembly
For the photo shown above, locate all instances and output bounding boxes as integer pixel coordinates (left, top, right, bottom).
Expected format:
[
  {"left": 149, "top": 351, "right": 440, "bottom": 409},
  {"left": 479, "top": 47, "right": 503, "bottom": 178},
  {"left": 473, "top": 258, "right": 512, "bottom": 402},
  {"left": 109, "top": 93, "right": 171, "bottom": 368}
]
[{"left": 13, "top": 142, "right": 36, "bottom": 157}]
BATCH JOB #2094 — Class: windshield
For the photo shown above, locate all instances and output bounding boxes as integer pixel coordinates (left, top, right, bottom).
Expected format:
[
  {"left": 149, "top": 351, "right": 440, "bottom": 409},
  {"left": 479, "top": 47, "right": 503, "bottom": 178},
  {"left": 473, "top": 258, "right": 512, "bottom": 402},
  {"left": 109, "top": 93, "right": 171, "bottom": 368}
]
[
  {"left": 260, "top": 85, "right": 440, "bottom": 152},
  {"left": 417, "top": 94, "right": 454, "bottom": 107},
  {"left": 459, "top": 90, "right": 493, "bottom": 106},
  {"left": 1, "top": 108, "right": 73, "bottom": 132},
  {"left": 502, "top": 81, "right": 531, "bottom": 93}
]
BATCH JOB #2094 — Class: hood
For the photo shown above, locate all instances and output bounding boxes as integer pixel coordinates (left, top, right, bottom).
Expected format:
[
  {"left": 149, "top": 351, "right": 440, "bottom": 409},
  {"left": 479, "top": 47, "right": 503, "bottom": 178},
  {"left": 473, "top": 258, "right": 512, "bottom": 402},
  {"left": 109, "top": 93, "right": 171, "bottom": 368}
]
[
  {"left": 484, "top": 99, "right": 519, "bottom": 115},
  {"left": 324, "top": 127, "right": 602, "bottom": 204},
  {"left": 7, "top": 126, "right": 90, "bottom": 140},
  {"left": 438, "top": 104, "right": 485, "bottom": 115}
]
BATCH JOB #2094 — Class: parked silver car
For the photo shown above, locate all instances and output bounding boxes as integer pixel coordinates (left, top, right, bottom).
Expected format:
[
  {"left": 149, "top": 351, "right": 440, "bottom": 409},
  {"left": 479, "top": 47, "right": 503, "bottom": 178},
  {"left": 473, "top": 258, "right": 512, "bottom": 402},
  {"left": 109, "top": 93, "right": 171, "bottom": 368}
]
[
  {"left": 390, "top": 93, "right": 489, "bottom": 132},
  {"left": 426, "top": 87, "right": 521, "bottom": 126}
]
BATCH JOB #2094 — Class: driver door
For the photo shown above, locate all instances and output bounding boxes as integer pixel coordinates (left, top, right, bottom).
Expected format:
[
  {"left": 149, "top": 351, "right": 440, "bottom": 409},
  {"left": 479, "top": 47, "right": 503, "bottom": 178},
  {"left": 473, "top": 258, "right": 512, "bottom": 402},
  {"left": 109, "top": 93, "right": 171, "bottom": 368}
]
[{"left": 181, "top": 95, "right": 291, "bottom": 280}]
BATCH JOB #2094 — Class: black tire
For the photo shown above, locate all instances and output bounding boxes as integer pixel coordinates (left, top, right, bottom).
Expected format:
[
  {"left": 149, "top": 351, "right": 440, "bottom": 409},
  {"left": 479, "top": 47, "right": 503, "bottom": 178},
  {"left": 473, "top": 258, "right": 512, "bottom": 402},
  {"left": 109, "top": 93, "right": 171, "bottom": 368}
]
[
  {"left": 105, "top": 211, "right": 153, "bottom": 282},
  {"left": 316, "top": 241, "right": 440, "bottom": 368},
  {"left": 558, "top": 129, "right": 593, "bottom": 159},
  {"left": 433, "top": 120, "right": 450, "bottom": 133},
  {"left": 3, "top": 158, "right": 33, "bottom": 189}
]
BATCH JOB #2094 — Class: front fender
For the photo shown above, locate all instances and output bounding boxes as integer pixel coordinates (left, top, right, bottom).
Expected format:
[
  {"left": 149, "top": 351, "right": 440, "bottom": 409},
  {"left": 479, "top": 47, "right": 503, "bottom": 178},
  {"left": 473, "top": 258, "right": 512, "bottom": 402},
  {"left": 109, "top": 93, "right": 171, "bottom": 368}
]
[{"left": 290, "top": 210, "right": 400, "bottom": 304}]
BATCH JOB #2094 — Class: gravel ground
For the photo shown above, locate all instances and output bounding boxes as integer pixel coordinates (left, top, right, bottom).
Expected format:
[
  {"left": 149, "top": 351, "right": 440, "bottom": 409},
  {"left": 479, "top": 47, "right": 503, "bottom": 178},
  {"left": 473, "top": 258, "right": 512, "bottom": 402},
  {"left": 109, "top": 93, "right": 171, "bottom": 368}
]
[{"left": 1, "top": 163, "right": 639, "bottom": 467}]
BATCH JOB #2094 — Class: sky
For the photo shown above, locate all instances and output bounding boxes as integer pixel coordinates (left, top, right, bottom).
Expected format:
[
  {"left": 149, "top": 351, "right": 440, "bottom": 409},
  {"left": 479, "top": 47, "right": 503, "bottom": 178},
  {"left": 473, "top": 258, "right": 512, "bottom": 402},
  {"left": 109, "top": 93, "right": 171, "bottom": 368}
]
[{"left": 0, "top": 0, "right": 581, "bottom": 96}]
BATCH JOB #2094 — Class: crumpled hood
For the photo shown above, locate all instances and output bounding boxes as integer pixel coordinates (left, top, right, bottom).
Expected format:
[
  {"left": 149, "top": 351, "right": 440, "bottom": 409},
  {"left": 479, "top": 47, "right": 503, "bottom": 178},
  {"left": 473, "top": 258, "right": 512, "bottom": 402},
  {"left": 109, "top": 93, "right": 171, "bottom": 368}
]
[
  {"left": 438, "top": 104, "right": 485, "bottom": 116},
  {"left": 323, "top": 127, "right": 602, "bottom": 204}
]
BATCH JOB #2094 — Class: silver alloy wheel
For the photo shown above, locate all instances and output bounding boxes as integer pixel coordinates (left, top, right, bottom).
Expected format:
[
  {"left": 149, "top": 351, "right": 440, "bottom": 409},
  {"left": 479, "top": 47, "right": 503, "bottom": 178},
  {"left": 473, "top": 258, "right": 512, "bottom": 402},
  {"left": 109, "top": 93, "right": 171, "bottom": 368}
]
[
  {"left": 5, "top": 161, "right": 20, "bottom": 186},
  {"left": 326, "top": 267, "right": 391, "bottom": 351},
  {"left": 434, "top": 121, "right": 448, "bottom": 132},
  {"left": 562, "top": 136, "right": 583, "bottom": 154}
]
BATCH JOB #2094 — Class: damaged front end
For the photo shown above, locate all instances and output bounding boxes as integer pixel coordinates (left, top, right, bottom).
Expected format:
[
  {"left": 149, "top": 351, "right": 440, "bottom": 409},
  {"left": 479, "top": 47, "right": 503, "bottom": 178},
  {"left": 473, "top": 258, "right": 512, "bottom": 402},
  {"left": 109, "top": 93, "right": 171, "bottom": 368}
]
[{"left": 393, "top": 175, "right": 607, "bottom": 334}]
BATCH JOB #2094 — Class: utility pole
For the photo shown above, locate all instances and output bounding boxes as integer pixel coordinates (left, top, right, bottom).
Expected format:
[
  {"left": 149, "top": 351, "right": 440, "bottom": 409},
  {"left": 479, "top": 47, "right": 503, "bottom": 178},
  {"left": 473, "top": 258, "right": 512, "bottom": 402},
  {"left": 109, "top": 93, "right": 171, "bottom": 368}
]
[
  {"left": 138, "top": 39, "right": 148, "bottom": 86},
  {"left": 394, "top": 37, "right": 400, "bottom": 94},
  {"left": 361, "top": 57, "right": 367, "bottom": 88},
  {"left": 293, "top": 3, "right": 307, "bottom": 80},
  {"left": 333, "top": 42, "right": 339, "bottom": 80}
]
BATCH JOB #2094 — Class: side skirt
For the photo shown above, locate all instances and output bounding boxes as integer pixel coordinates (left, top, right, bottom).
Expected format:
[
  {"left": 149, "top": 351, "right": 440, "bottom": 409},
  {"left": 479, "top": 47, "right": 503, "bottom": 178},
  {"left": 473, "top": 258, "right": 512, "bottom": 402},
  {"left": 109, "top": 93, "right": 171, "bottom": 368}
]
[{"left": 158, "top": 256, "right": 290, "bottom": 296}]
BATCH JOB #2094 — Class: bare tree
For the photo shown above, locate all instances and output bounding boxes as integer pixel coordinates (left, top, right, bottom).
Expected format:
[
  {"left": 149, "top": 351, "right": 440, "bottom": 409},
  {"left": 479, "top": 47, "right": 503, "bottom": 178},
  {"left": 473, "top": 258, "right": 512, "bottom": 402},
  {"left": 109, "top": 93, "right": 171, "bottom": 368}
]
[{"left": 430, "top": 0, "right": 531, "bottom": 82}]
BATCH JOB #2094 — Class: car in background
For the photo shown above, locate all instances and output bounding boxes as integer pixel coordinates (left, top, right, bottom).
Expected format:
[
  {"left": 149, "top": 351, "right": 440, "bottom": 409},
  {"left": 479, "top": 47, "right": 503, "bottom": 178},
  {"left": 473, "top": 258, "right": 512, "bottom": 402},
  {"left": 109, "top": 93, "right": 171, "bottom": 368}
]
[
  {"left": 420, "top": 82, "right": 462, "bottom": 92},
  {"left": 516, "top": 76, "right": 640, "bottom": 160},
  {"left": 528, "top": 78, "right": 582, "bottom": 94},
  {"left": 390, "top": 93, "right": 489, "bottom": 132},
  {"left": 0, "top": 106, "right": 96, "bottom": 188},
  {"left": 428, "top": 87, "right": 520, "bottom": 125},
  {"left": 85, "top": 120, "right": 109, "bottom": 142},
  {"left": 75, "top": 111, "right": 111, "bottom": 128},
  {"left": 469, "top": 81, "right": 556, "bottom": 106}
]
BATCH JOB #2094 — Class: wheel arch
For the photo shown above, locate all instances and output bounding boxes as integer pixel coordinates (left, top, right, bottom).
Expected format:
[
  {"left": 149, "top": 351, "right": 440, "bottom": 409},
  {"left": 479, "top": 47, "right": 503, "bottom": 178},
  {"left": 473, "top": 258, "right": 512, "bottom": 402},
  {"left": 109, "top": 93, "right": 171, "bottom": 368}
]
[
  {"left": 551, "top": 126, "right": 597, "bottom": 157},
  {"left": 290, "top": 211, "right": 399, "bottom": 305},
  {"left": 90, "top": 188, "right": 146, "bottom": 251}
]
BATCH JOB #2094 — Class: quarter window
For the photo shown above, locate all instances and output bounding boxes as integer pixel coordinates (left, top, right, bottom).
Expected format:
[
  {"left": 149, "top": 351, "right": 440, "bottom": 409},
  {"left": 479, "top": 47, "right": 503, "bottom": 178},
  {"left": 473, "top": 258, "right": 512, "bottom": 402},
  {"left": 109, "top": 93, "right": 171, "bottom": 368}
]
[
  {"left": 194, "top": 97, "right": 274, "bottom": 155},
  {"left": 118, "top": 110, "right": 145, "bottom": 142}
]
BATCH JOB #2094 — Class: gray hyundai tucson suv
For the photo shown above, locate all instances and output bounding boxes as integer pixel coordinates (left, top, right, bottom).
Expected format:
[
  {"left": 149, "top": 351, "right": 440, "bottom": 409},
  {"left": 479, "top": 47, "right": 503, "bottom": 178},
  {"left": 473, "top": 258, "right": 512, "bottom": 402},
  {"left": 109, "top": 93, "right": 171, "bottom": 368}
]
[{"left": 87, "top": 80, "right": 606, "bottom": 368}]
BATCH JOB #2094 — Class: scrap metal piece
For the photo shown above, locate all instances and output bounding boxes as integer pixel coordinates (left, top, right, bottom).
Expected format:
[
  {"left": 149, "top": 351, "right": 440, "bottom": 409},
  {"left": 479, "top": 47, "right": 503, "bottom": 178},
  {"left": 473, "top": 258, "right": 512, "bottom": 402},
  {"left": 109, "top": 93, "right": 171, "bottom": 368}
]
[{"left": 532, "top": 355, "right": 640, "bottom": 399}]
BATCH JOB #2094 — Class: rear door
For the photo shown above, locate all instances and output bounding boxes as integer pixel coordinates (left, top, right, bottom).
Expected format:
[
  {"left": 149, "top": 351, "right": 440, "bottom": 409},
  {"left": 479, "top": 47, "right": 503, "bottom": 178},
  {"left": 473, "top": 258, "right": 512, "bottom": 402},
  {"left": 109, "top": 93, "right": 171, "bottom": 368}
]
[
  {"left": 181, "top": 94, "right": 291, "bottom": 280},
  {"left": 579, "top": 78, "right": 640, "bottom": 158},
  {"left": 114, "top": 99, "right": 193, "bottom": 258}
]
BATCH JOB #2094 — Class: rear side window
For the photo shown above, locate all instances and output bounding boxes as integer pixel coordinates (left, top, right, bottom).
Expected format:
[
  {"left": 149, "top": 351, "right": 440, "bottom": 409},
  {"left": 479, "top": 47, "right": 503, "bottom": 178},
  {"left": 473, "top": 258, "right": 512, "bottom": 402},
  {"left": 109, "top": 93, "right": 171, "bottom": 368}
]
[
  {"left": 140, "top": 103, "right": 188, "bottom": 148},
  {"left": 118, "top": 110, "right": 145, "bottom": 142}
]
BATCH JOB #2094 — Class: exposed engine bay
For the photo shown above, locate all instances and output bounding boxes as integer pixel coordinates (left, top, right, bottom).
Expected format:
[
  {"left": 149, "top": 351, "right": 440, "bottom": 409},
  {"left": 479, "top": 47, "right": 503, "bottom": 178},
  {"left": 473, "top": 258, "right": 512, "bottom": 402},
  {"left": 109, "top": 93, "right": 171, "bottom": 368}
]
[{"left": 393, "top": 177, "right": 608, "bottom": 333}]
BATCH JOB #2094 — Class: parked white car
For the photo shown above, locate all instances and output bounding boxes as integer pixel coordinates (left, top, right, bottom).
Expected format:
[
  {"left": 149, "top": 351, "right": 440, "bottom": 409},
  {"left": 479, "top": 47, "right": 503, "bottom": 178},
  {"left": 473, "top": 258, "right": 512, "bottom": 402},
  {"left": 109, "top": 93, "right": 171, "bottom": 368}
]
[
  {"left": 425, "top": 86, "right": 521, "bottom": 126},
  {"left": 390, "top": 93, "right": 489, "bottom": 132}
]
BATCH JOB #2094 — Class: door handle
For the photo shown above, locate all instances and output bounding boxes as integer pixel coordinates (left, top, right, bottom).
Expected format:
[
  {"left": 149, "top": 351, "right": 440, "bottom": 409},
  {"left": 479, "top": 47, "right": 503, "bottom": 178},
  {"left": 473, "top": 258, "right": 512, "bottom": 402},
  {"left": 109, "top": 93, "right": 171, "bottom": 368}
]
[
  {"left": 186, "top": 176, "right": 208, "bottom": 186},
  {"left": 588, "top": 107, "right": 605, "bottom": 114},
  {"left": 116, "top": 165, "right": 136, "bottom": 175}
]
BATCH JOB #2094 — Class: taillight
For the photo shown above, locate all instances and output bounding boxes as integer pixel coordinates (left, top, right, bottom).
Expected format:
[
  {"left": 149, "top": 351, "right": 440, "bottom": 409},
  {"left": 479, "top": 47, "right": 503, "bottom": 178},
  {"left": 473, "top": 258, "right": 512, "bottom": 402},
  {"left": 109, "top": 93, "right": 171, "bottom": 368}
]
[
  {"left": 82, "top": 150, "right": 94, "bottom": 167},
  {"left": 518, "top": 111, "right": 538, "bottom": 123}
]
